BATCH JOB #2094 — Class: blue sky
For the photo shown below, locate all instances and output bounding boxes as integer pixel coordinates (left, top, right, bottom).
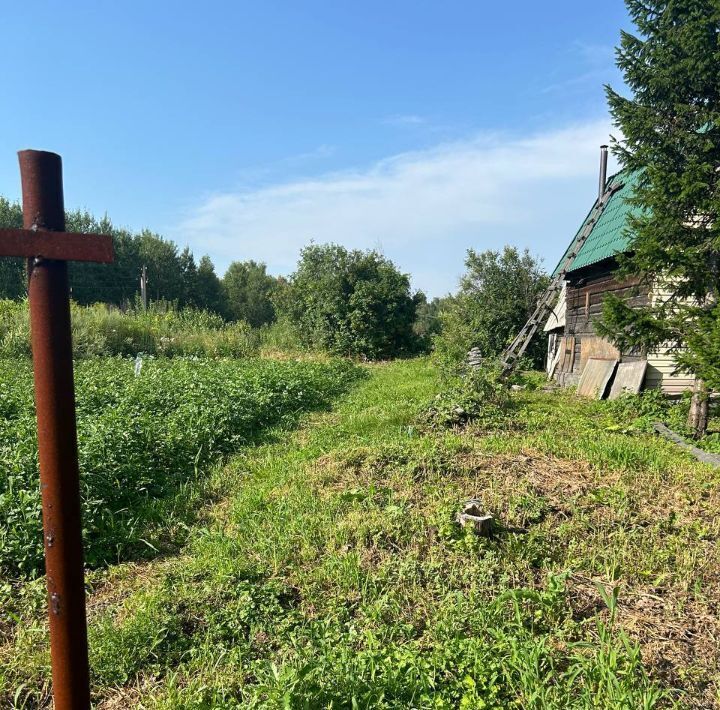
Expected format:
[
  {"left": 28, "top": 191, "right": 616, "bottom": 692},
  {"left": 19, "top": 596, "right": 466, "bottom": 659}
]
[{"left": 0, "top": 1, "right": 630, "bottom": 296}]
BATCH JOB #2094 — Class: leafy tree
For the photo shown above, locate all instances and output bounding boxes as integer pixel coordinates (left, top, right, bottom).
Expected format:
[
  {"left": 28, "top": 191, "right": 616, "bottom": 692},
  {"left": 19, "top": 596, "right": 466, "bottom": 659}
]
[
  {"left": 599, "top": 0, "right": 720, "bottom": 436},
  {"left": 0, "top": 198, "right": 25, "bottom": 299},
  {"left": 196, "top": 256, "right": 227, "bottom": 317},
  {"left": 222, "top": 260, "right": 276, "bottom": 326},
  {"left": 276, "top": 244, "right": 420, "bottom": 359},
  {"left": 413, "top": 293, "right": 450, "bottom": 352},
  {"left": 178, "top": 247, "right": 199, "bottom": 308},
  {"left": 137, "top": 231, "right": 184, "bottom": 304},
  {"left": 433, "top": 246, "right": 549, "bottom": 371}
]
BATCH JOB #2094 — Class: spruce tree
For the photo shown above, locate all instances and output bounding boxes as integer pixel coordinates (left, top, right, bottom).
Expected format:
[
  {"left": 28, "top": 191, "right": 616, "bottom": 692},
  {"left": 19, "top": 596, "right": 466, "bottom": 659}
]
[
  {"left": 196, "top": 256, "right": 227, "bottom": 317},
  {"left": 600, "top": 0, "right": 720, "bottom": 436}
]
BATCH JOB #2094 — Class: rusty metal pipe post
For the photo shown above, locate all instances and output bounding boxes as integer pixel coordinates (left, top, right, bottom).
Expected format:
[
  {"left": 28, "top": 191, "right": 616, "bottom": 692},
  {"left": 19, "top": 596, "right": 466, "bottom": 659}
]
[{"left": 19, "top": 150, "right": 91, "bottom": 710}]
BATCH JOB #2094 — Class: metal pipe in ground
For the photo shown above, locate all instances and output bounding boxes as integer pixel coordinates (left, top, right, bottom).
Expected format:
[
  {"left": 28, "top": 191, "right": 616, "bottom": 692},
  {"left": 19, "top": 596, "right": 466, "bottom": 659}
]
[{"left": 19, "top": 150, "right": 91, "bottom": 710}]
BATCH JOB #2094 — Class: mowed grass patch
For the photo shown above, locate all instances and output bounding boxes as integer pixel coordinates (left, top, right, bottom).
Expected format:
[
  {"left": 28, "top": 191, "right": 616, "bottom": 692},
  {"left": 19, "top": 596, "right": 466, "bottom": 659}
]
[
  {"left": 3, "top": 361, "right": 718, "bottom": 708},
  {"left": 464, "top": 387, "right": 720, "bottom": 707}
]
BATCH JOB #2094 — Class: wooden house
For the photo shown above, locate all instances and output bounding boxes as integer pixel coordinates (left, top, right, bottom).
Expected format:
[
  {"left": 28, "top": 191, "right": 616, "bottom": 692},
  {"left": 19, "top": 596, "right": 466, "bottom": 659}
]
[{"left": 544, "top": 169, "right": 695, "bottom": 395}]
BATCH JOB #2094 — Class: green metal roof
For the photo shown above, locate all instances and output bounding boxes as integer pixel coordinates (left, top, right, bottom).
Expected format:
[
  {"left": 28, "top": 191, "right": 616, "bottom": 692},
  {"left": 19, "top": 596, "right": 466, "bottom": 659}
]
[{"left": 552, "top": 170, "right": 641, "bottom": 277}]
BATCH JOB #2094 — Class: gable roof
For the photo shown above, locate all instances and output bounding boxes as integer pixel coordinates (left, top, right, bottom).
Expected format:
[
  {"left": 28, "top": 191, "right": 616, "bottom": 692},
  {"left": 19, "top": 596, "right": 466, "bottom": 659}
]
[{"left": 552, "top": 170, "right": 641, "bottom": 277}]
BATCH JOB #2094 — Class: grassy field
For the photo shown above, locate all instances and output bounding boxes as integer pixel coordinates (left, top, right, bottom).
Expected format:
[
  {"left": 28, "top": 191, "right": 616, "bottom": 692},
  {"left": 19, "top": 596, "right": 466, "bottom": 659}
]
[{"left": 2, "top": 359, "right": 719, "bottom": 708}]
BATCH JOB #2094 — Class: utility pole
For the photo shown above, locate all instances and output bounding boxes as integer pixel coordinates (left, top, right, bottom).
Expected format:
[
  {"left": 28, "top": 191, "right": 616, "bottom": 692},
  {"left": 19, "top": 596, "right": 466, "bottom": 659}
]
[{"left": 140, "top": 264, "right": 148, "bottom": 310}]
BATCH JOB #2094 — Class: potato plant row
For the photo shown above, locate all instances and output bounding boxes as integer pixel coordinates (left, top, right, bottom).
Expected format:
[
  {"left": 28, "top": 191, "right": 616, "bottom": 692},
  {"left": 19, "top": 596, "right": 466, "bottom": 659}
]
[{"left": 0, "top": 357, "right": 361, "bottom": 578}]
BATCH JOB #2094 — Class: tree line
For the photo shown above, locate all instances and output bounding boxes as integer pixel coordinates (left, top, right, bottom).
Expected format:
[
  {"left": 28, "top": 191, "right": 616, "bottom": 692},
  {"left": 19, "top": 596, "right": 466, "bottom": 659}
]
[
  {"left": 1, "top": 196, "right": 473, "bottom": 359},
  {"left": 0, "top": 197, "right": 276, "bottom": 323}
]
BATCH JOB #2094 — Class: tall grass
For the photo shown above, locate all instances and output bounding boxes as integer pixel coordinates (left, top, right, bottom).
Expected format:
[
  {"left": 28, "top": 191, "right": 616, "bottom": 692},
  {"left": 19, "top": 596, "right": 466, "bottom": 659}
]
[{"left": 0, "top": 300, "right": 259, "bottom": 358}]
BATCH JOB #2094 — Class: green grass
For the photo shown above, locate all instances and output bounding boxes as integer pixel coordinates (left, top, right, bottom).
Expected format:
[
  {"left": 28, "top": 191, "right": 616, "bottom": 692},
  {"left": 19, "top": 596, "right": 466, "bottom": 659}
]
[{"left": 2, "top": 360, "right": 719, "bottom": 708}]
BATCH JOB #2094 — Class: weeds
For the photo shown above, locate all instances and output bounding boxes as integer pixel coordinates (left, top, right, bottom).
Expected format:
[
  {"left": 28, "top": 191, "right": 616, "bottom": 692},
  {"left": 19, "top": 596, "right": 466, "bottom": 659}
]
[
  {"left": 0, "top": 300, "right": 260, "bottom": 358},
  {"left": 424, "top": 364, "right": 510, "bottom": 428}
]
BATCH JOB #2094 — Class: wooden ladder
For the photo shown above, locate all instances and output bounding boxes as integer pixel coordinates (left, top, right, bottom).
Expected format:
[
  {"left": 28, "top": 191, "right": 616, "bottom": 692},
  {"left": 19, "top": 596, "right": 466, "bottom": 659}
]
[{"left": 499, "top": 182, "right": 622, "bottom": 376}]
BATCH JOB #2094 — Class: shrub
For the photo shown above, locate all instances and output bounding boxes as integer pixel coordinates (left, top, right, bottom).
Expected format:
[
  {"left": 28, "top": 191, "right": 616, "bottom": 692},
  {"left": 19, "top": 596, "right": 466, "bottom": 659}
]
[
  {"left": 433, "top": 246, "right": 549, "bottom": 370},
  {"left": 274, "top": 244, "right": 422, "bottom": 359},
  {"left": 424, "top": 364, "right": 510, "bottom": 428}
]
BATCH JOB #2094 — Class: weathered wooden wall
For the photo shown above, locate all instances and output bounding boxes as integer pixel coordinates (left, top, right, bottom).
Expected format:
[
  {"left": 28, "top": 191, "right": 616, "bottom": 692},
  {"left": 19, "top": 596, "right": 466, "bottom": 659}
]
[
  {"left": 555, "top": 260, "right": 696, "bottom": 394},
  {"left": 563, "top": 262, "right": 647, "bottom": 375}
]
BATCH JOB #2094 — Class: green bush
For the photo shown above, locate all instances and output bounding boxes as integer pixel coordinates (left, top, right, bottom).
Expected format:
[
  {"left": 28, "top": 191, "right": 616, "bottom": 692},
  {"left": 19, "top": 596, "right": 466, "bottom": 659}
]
[
  {"left": 602, "top": 388, "right": 697, "bottom": 438},
  {"left": 432, "top": 246, "right": 549, "bottom": 371},
  {"left": 0, "top": 357, "right": 362, "bottom": 578},
  {"left": 274, "top": 244, "right": 422, "bottom": 359},
  {"left": 424, "top": 364, "right": 510, "bottom": 428}
]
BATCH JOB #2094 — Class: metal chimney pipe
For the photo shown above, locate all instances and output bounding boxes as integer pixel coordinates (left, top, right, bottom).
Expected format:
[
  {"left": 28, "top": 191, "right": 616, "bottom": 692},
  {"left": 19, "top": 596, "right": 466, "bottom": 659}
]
[{"left": 598, "top": 144, "right": 609, "bottom": 199}]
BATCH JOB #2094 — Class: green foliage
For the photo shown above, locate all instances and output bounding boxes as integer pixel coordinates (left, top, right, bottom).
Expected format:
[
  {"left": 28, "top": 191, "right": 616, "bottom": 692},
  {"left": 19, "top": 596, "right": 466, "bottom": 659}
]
[
  {"left": 0, "top": 198, "right": 24, "bottom": 300},
  {"left": 4, "top": 360, "right": 681, "bottom": 708},
  {"left": 508, "top": 368, "right": 548, "bottom": 391},
  {"left": 222, "top": 260, "right": 277, "bottom": 327},
  {"left": 195, "top": 255, "right": 227, "bottom": 316},
  {"left": 433, "top": 246, "right": 549, "bottom": 371},
  {"left": 0, "top": 199, "right": 232, "bottom": 318},
  {"left": 413, "top": 292, "right": 450, "bottom": 353},
  {"left": 0, "top": 300, "right": 258, "bottom": 358},
  {"left": 0, "top": 356, "right": 361, "bottom": 578},
  {"left": 178, "top": 246, "right": 199, "bottom": 306},
  {"left": 257, "top": 317, "right": 310, "bottom": 355},
  {"left": 601, "top": 0, "right": 720, "bottom": 389},
  {"left": 424, "top": 365, "right": 510, "bottom": 428},
  {"left": 136, "top": 230, "right": 185, "bottom": 304},
  {"left": 275, "top": 243, "right": 422, "bottom": 359},
  {"left": 604, "top": 388, "right": 676, "bottom": 432},
  {"left": 676, "top": 301, "right": 720, "bottom": 389}
]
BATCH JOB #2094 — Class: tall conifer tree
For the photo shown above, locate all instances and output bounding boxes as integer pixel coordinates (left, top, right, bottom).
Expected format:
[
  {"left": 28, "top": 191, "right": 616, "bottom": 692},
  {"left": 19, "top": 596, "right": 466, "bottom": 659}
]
[{"left": 600, "top": 0, "right": 720, "bottom": 436}]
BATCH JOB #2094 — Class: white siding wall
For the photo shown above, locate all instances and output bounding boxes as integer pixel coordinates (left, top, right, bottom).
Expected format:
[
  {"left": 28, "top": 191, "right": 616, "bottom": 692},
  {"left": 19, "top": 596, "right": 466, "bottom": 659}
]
[
  {"left": 646, "top": 283, "right": 696, "bottom": 395},
  {"left": 645, "top": 351, "right": 695, "bottom": 395}
]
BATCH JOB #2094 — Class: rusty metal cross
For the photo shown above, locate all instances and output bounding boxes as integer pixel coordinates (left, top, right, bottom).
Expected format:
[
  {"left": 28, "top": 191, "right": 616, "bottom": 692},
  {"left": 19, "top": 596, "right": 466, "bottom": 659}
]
[{"left": 1, "top": 150, "right": 113, "bottom": 710}]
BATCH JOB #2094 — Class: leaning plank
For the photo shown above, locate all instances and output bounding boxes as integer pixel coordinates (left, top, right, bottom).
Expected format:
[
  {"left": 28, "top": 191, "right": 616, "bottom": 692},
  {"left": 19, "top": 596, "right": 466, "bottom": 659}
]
[
  {"left": 577, "top": 358, "right": 617, "bottom": 399},
  {"left": 608, "top": 361, "right": 648, "bottom": 400},
  {"left": 578, "top": 337, "right": 620, "bottom": 373},
  {"left": 653, "top": 422, "right": 720, "bottom": 468}
]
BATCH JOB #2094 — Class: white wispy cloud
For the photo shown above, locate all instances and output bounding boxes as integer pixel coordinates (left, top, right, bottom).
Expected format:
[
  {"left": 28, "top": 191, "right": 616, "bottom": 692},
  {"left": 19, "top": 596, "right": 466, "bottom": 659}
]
[
  {"left": 172, "top": 119, "right": 617, "bottom": 297},
  {"left": 382, "top": 114, "right": 427, "bottom": 126},
  {"left": 541, "top": 41, "right": 619, "bottom": 95}
]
